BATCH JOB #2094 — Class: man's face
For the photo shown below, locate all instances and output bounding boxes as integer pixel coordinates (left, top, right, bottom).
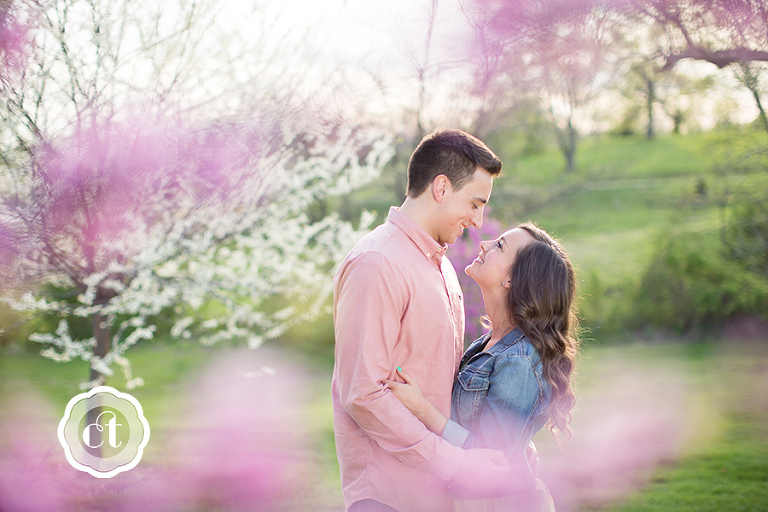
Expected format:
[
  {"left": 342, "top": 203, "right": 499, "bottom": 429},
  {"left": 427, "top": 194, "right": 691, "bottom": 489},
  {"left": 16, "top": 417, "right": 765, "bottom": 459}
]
[{"left": 435, "top": 167, "right": 494, "bottom": 245}]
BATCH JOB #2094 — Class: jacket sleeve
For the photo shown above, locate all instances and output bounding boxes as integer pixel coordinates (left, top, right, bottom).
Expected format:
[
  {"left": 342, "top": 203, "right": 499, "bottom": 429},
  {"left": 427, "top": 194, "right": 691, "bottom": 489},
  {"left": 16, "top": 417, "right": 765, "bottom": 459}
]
[
  {"left": 473, "top": 356, "right": 542, "bottom": 455},
  {"left": 445, "top": 356, "right": 540, "bottom": 496},
  {"left": 334, "top": 252, "right": 465, "bottom": 481}
]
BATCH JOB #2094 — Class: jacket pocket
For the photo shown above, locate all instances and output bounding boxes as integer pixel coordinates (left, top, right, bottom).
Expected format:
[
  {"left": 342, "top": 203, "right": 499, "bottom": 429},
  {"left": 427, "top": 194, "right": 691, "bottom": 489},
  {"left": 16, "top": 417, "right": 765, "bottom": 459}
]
[
  {"left": 454, "top": 368, "right": 491, "bottom": 434},
  {"left": 457, "top": 368, "right": 491, "bottom": 391}
]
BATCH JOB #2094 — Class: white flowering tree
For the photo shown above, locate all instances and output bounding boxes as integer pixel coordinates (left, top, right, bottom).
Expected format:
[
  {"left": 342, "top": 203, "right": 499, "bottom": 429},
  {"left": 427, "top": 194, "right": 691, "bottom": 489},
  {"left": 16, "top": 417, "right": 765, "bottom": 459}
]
[{"left": 0, "top": 0, "right": 392, "bottom": 388}]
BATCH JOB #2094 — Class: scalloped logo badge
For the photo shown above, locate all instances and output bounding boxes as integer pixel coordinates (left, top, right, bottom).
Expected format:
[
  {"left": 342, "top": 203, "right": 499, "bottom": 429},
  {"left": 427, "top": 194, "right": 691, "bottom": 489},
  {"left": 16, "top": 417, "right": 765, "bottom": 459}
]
[{"left": 58, "top": 386, "right": 150, "bottom": 478}]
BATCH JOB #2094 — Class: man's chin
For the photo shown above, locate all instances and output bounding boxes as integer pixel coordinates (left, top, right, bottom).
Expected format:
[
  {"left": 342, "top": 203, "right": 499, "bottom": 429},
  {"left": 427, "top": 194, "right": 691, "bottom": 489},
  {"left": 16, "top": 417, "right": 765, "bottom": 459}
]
[{"left": 449, "top": 230, "right": 465, "bottom": 245}]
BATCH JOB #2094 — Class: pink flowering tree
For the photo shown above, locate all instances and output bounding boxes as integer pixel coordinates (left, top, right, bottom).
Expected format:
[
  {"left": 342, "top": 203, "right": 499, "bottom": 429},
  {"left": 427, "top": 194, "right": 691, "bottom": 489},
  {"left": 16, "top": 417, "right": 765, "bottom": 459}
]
[
  {"left": 450, "top": 210, "right": 505, "bottom": 346},
  {"left": 0, "top": 0, "right": 393, "bottom": 388},
  {"left": 467, "top": 0, "right": 768, "bottom": 136},
  {"left": 463, "top": 0, "right": 622, "bottom": 171}
]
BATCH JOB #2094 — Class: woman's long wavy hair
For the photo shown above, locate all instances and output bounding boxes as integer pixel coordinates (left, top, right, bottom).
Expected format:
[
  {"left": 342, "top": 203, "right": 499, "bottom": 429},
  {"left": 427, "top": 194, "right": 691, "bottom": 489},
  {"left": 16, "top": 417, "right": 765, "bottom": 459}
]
[{"left": 507, "top": 222, "right": 579, "bottom": 440}]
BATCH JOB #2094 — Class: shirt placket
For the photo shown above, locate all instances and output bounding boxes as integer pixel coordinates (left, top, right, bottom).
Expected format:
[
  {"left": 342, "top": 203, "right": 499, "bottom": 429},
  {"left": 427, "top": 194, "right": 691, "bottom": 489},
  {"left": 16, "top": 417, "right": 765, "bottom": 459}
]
[{"left": 435, "top": 255, "right": 464, "bottom": 365}]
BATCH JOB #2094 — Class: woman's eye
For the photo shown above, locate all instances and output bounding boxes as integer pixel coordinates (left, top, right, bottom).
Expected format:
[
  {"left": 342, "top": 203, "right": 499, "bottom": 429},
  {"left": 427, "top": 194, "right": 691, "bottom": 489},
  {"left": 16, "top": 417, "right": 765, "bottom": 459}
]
[{"left": 496, "top": 240, "right": 502, "bottom": 249}]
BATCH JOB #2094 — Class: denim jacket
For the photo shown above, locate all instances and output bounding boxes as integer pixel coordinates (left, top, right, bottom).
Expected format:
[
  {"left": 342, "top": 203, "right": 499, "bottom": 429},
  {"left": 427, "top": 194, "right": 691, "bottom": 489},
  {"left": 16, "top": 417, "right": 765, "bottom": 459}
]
[{"left": 443, "top": 327, "right": 552, "bottom": 497}]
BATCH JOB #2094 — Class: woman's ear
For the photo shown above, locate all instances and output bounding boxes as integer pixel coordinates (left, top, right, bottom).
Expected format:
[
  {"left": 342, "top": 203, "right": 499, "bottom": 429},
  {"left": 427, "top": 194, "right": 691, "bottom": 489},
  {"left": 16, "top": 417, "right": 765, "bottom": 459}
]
[
  {"left": 431, "top": 174, "right": 450, "bottom": 202},
  {"left": 502, "top": 279, "right": 511, "bottom": 289}
]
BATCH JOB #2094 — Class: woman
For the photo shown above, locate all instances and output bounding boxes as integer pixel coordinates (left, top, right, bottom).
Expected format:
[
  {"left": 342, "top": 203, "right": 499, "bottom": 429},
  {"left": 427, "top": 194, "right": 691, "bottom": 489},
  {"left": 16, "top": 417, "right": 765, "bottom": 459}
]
[{"left": 385, "top": 222, "right": 579, "bottom": 512}]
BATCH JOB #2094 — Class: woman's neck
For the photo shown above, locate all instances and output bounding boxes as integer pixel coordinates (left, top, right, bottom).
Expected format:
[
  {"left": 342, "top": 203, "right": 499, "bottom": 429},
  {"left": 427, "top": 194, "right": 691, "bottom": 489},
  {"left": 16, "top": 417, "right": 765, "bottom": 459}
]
[{"left": 482, "top": 288, "right": 515, "bottom": 349}]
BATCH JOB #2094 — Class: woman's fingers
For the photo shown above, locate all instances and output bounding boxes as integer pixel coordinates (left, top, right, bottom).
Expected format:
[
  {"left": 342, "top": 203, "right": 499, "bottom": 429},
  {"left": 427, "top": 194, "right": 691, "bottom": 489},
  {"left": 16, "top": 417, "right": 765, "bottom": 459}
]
[{"left": 396, "top": 367, "right": 416, "bottom": 386}]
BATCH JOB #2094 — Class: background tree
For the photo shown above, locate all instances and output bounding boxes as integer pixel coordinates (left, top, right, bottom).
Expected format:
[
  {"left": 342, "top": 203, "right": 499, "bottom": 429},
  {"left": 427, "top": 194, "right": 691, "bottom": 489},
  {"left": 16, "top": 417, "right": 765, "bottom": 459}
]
[
  {"left": 466, "top": 0, "right": 623, "bottom": 172},
  {"left": 627, "top": 0, "right": 768, "bottom": 70},
  {"left": 616, "top": 0, "right": 768, "bottom": 136},
  {"left": 0, "top": 0, "right": 392, "bottom": 388},
  {"left": 618, "top": 58, "right": 714, "bottom": 136},
  {"left": 733, "top": 62, "right": 768, "bottom": 134}
]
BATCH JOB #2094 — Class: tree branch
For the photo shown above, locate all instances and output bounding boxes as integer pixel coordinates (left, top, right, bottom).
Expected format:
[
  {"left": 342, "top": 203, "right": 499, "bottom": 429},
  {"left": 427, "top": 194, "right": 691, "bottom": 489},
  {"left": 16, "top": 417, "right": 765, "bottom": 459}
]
[{"left": 662, "top": 46, "right": 768, "bottom": 71}]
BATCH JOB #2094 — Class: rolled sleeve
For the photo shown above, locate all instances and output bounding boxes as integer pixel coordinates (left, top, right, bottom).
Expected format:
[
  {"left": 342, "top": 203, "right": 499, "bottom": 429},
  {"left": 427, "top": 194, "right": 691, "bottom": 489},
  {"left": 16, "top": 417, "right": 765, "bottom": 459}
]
[{"left": 442, "top": 419, "right": 470, "bottom": 448}]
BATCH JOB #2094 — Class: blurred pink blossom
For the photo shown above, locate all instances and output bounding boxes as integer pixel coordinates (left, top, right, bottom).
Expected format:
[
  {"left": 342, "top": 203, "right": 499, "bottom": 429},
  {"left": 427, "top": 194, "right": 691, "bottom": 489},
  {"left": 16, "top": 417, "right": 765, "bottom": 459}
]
[
  {"left": 0, "top": 389, "right": 67, "bottom": 512},
  {"left": 540, "top": 356, "right": 688, "bottom": 511},
  {"left": 0, "top": 348, "right": 317, "bottom": 512},
  {"left": 166, "top": 349, "right": 312, "bottom": 511},
  {"left": 0, "top": 1, "right": 29, "bottom": 73},
  {"left": 450, "top": 210, "right": 506, "bottom": 345}
]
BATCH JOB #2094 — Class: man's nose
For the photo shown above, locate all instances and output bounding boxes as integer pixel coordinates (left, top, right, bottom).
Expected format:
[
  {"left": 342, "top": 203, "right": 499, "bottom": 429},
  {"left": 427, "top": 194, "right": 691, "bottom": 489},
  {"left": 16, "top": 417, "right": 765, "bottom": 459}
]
[{"left": 472, "top": 208, "right": 484, "bottom": 228}]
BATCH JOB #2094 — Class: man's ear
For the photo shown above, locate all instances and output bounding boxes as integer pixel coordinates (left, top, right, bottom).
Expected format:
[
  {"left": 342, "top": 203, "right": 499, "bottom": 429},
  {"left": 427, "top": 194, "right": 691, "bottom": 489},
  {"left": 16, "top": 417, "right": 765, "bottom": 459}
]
[{"left": 432, "top": 174, "right": 451, "bottom": 202}]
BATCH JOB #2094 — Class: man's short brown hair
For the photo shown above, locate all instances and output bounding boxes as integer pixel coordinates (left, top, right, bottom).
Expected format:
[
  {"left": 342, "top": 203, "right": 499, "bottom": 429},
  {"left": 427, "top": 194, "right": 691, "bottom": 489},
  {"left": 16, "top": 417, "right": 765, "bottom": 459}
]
[{"left": 406, "top": 130, "right": 502, "bottom": 198}]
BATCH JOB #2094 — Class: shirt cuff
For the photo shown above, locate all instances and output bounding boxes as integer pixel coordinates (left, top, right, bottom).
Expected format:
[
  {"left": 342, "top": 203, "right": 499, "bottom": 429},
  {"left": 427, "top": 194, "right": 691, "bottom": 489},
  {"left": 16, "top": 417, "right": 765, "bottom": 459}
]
[
  {"left": 442, "top": 419, "right": 470, "bottom": 448},
  {"left": 424, "top": 436, "right": 466, "bottom": 481}
]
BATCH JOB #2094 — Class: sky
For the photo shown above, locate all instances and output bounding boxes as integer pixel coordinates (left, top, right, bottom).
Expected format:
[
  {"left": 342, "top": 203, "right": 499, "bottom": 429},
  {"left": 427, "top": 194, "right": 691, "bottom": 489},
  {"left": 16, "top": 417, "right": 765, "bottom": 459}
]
[
  {"left": 239, "top": 0, "right": 758, "bottom": 129},
  {"left": 150, "top": 0, "right": 761, "bottom": 131}
]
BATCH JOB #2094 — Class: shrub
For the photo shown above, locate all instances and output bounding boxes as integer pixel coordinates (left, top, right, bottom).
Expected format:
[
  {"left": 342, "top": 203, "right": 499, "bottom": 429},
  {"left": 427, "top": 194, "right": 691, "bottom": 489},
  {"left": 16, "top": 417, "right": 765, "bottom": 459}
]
[{"left": 633, "top": 229, "right": 768, "bottom": 333}]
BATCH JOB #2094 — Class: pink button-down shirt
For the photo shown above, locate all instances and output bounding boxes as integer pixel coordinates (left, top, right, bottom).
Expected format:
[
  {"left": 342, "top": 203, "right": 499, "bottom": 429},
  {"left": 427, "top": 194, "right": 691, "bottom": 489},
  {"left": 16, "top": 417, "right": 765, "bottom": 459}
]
[{"left": 332, "top": 207, "right": 466, "bottom": 512}]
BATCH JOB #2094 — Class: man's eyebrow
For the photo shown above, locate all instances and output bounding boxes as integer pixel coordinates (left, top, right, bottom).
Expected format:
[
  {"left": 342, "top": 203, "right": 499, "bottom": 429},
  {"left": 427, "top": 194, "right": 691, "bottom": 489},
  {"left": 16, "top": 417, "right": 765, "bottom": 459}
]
[{"left": 473, "top": 197, "right": 488, "bottom": 204}]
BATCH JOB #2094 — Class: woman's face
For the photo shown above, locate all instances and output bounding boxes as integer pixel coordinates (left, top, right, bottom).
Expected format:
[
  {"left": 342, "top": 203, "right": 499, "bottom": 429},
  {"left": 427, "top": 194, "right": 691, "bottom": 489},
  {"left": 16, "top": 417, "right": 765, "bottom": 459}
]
[{"left": 465, "top": 227, "right": 535, "bottom": 289}]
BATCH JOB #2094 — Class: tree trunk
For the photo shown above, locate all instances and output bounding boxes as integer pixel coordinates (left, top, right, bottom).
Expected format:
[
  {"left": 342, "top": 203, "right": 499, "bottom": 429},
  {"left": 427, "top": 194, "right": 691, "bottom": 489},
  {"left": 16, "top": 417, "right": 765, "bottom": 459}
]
[
  {"left": 672, "top": 109, "right": 683, "bottom": 134},
  {"left": 750, "top": 84, "right": 768, "bottom": 135},
  {"left": 738, "top": 64, "right": 768, "bottom": 135},
  {"left": 646, "top": 77, "right": 655, "bottom": 140},
  {"left": 564, "top": 118, "right": 577, "bottom": 173},
  {"left": 565, "top": 145, "right": 576, "bottom": 173},
  {"left": 90, "top": 290, "right": 113, "bottom": 383}
]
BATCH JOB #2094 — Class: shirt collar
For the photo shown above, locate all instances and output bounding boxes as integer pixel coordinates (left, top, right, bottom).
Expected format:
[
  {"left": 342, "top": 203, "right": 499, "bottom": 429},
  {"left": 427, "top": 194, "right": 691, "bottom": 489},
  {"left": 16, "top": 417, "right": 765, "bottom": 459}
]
[{"left": 387, "top": 206, "right": 447, "bottom": 263}]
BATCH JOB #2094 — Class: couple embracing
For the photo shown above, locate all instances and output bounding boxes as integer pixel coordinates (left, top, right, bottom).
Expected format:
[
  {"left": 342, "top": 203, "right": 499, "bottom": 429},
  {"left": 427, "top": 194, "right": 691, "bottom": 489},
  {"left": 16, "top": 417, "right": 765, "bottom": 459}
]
[{"left": 332, "top": 130, "right": 579, "bottom": 512}]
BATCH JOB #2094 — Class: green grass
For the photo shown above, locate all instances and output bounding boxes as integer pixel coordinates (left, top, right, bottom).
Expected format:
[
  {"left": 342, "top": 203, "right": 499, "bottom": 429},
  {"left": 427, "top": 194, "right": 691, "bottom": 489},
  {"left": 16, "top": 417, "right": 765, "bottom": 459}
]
[
  {"left": 613, "top": 448, "right": 768, "bottom": 512},
  {"left": 582, "top": 341, "right": 768, "bottom": 512},
  {"left": 504, "top": 132, "right": 711, "bottom": 185},
  {"left": 493, "top": 133, "right": 722, "bottom": 251},
  {"left": 0, "top": 339, "right": 213, "bottom": 411},
  {"left": 480, "top": 130, "right": 768, "bottom": 334}
]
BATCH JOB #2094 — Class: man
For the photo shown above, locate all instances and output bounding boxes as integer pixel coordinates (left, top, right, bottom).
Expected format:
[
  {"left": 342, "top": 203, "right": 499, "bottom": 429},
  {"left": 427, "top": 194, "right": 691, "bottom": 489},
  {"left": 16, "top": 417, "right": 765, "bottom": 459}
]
[{"left": 332, "top": 130, "right": 507, "bottom": 512}]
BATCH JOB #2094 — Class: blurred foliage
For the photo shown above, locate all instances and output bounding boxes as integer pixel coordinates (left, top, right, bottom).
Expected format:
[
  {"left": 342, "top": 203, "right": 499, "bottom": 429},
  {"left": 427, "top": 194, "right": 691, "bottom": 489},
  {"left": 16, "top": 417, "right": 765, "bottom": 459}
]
[
  {"left": 633, "top": 229, "right": 768, "bottom": 333},
  {"left": 724, "top": 186, "right": 768, "bottom": 277}
]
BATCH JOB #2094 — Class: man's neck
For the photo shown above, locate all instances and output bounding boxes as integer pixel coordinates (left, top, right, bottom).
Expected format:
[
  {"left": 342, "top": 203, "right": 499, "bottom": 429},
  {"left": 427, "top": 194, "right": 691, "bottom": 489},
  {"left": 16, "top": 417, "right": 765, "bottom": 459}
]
[{"left": 400, "top": 196, "right": 439, "bottom": 243}]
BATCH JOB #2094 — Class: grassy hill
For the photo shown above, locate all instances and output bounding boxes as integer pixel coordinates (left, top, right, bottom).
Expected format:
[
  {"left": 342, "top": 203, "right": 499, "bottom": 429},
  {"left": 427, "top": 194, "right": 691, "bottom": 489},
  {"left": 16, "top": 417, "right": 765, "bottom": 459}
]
[{"left": 483, "top": 129, "right": 767, "bottom": 338}]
